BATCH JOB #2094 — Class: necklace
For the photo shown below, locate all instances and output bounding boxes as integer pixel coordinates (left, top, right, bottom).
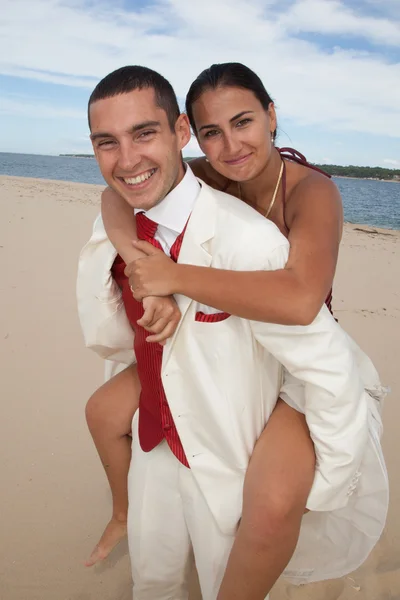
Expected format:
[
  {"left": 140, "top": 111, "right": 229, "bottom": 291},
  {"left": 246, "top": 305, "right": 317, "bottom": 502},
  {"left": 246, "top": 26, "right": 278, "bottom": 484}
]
[{"left": 238, "top": 159, "right": 284, "bottom": 218}]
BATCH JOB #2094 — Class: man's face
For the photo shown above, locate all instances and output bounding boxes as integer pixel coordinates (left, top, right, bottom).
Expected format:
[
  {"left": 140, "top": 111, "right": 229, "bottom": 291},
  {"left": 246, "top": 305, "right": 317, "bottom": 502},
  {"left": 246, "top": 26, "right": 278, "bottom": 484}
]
[{"left": 89, "top": 88, "right": 191, "bottom": 211}]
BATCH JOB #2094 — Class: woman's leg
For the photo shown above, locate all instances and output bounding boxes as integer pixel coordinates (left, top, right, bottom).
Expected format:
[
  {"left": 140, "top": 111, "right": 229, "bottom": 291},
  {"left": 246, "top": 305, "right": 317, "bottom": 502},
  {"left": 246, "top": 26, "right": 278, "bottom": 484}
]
[
  {"left": 217, "top": 399, "right": 316, "bottom": 600},
  {"left": 84, "top": 363, "right": 141, "bottom": 566}
]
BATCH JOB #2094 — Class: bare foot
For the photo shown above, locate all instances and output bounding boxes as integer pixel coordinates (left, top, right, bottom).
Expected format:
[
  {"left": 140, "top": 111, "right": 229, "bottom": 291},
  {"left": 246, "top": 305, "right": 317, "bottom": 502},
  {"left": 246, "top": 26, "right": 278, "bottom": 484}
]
[{"left": 85, "top": 517, "right": 127, "bottom": 567}]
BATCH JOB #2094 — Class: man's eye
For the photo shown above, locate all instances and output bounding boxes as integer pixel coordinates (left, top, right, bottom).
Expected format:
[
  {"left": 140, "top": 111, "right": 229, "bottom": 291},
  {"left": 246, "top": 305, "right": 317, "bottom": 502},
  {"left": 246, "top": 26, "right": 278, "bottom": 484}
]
[
  {"left": 98, "top": 140, "right": 115, "bottom": 147},
  {"left": 138, "top": 130, "right": 155, "bottom": 139}
]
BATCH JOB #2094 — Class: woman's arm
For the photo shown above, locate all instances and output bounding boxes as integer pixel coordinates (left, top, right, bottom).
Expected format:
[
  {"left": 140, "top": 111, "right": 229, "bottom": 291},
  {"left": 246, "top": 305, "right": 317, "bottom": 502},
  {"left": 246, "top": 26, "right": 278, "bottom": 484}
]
[
  {"left": 101, "top": 186, "right": 143, "bottom": 265},
  {"left": 127, "top": 176, "right": 343, "bottom": 326},
  {"left": 101, "top": 187, "right": 181, "bottom": 344}
]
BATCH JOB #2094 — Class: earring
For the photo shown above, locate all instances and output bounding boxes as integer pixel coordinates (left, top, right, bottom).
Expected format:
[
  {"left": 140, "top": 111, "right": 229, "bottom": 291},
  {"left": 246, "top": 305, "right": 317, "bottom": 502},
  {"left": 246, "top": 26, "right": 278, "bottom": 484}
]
[{"left": 270, "top": 132, "right": 274, "bottom": 143}]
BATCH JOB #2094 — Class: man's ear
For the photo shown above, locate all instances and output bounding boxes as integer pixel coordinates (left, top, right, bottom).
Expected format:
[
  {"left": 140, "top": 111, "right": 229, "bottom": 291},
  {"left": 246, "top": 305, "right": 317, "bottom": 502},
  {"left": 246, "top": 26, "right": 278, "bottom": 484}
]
[{"left": 175, "top": 114, "right": 191, "bottom": 151}]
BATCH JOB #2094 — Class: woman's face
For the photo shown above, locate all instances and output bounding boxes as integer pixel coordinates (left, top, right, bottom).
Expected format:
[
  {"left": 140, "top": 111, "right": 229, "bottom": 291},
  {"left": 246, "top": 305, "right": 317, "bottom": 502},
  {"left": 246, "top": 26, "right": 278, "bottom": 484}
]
[{"left": 192, "top": 86, "right": 276, "bottom": 182}]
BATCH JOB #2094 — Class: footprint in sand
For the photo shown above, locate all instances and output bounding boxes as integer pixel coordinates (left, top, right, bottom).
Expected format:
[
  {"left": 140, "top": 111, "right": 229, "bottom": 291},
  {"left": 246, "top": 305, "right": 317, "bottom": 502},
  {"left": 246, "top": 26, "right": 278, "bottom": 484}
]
[
  {"left": 375, "top": 556, "right": 400, "bottom": 574},
  {"left": 273, "top": 579, "right": 345, "bottom": 600}
]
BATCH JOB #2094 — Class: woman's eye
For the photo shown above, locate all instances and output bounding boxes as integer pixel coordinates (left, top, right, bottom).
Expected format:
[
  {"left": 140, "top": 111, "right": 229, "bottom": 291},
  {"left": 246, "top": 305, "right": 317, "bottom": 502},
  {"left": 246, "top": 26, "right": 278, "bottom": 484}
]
[
  {"left": 237, "top": 118, "right": 251, "bottom": 127},
  {"left": 204, "top": 129, "right": 219, "bottom": 138}
]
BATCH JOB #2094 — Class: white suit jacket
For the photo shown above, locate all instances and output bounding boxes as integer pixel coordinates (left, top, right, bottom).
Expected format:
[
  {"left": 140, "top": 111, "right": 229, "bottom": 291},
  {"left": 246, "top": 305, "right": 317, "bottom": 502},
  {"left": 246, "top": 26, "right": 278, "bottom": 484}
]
[{"left": 77, "top": 180, "right": 388, "bottom": 583}]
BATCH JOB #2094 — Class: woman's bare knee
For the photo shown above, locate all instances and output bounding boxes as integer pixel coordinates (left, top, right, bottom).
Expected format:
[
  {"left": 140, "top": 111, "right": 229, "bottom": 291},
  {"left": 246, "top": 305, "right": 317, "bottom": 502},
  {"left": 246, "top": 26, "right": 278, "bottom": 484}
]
[
  {"left": 85, "top": 365, "right": 140, "bottom": 436},
  {"left": 85, "top": 386, "right": 109, "bottom": 428}
]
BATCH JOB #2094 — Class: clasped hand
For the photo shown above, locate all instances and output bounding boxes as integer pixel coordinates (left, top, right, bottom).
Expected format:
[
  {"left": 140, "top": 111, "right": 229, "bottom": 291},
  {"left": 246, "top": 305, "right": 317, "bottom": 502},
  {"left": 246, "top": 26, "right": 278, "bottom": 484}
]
[
  {"left": 124, "top": 241, "right": 181, "bottom": 345},
  {"left": 124, "top": 240, "right": 179, "bottom": 301}
]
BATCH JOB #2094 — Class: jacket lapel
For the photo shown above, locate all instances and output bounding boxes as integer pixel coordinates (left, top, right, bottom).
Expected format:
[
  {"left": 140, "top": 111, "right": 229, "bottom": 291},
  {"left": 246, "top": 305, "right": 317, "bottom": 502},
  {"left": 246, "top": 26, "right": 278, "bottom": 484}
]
[{"left": 162, "top": 180, "right": 216, "bottom": 367}]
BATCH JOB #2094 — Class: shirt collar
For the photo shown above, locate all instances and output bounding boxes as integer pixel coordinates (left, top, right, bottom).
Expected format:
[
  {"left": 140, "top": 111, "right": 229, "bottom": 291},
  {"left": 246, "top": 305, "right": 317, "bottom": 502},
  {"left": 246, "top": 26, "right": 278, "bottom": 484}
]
[{"left": 134, "top": 164, "right": 200, "bottom": 233}]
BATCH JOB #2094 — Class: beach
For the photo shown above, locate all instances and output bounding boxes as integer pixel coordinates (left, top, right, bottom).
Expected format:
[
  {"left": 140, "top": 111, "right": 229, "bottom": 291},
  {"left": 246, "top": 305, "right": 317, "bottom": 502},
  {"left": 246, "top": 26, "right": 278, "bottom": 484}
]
[{"left": 0, "top": 174, "right": 399, "bottom": 600}]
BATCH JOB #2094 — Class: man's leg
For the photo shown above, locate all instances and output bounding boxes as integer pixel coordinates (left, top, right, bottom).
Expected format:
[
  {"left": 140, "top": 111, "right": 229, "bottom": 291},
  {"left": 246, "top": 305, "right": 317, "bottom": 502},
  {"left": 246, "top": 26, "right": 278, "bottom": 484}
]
[
  {"left": 180, "top": 465, "right": 236, "bottom": 600},
  {"left": 180, "top": 464, "right": 267, "bottom": 600},
  {"left": 216, "top": 399, "right": 315, "bottom": 600},
  {"left": 128, "top": 420, "right": 193, "bottom": 600}
]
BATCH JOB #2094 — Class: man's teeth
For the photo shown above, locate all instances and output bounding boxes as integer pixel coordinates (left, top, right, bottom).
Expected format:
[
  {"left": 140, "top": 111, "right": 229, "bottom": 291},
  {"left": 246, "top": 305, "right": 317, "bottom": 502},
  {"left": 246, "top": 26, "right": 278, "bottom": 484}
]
[{"left": 124, "top": 169, "right": 155, "bottom": 185}]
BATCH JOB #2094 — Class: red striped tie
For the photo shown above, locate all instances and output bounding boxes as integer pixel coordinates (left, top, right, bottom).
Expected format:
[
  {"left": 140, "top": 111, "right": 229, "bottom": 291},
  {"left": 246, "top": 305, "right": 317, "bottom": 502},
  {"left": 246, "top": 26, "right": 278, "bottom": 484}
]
[
  {"left": 136, "top": 211, "right": 187, "bottom": 262},
  {"left": 135, "top": 212, "right": 162, "bottom": 249},
  {"left": 132, "top": 211, "right": 190, "bottom": 467}
]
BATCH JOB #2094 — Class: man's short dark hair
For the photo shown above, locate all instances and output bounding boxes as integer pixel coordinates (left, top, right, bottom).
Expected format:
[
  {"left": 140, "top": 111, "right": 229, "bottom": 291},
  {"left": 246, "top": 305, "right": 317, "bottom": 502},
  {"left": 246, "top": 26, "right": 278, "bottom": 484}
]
[{"left": 88, "top": 65, "right": 180, "bottom": 131}]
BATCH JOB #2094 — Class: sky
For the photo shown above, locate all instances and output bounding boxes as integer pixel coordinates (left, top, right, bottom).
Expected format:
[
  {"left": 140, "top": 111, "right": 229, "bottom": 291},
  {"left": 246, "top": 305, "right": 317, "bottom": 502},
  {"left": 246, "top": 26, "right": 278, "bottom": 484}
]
[{"left": 1, "top": 0, "right": 399, "bottom": 167}]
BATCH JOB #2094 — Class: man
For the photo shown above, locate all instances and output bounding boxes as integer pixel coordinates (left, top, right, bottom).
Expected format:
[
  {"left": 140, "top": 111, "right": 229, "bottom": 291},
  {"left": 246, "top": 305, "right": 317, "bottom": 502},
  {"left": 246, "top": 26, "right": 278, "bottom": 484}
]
[{"left": 77, "top": 66, "right": 388, "bottom": 599}]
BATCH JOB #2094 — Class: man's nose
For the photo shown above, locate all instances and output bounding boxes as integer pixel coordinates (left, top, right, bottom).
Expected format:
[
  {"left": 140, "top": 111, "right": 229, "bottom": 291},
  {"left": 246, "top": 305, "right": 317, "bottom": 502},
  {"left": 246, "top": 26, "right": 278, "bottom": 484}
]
[{"left": 118, "top": 143, "right": 140, "bottom": 172}]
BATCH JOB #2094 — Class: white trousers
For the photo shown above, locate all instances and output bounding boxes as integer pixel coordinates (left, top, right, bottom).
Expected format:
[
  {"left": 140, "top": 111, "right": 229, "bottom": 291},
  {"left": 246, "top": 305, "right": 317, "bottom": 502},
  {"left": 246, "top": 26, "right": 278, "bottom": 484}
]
[{"left": 127, "top": 415, "right": 269, "bottom": 600}]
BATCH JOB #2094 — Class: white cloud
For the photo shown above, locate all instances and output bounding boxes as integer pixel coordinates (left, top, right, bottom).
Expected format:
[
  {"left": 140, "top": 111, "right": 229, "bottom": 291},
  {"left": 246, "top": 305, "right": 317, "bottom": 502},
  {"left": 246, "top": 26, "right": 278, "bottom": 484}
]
[
  {"left": 0, "top": 65, "right": 97, "bottom": 89},
  {"left": 0, "top": 96, "right": 85, "bottom": 119},
  {"left": 280, "top": 0, "right": 400, "bottom": 47},
  {"left": 0, "top": 0, "right": 399, "bottom": 141},
  {"left": 383, "top": 158, "right": 400, "bottom": 167}
]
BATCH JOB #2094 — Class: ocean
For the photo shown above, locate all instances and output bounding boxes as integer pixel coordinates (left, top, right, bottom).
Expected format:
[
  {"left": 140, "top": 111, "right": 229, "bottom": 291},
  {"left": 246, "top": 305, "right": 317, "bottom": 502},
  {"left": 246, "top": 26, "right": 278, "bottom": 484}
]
[{"left": 1, "top": 152, "right": 399, "bottom": 230}]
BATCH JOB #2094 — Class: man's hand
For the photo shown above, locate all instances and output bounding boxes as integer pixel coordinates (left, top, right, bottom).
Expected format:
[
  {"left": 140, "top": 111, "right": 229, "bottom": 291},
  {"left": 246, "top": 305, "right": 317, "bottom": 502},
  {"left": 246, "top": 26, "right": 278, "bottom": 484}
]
[
  {"left": 138, "top": 296, "right": 181, "bottom": 344},
  {"left": 124, "top": 241, "right": 180, "bottom": 301}
]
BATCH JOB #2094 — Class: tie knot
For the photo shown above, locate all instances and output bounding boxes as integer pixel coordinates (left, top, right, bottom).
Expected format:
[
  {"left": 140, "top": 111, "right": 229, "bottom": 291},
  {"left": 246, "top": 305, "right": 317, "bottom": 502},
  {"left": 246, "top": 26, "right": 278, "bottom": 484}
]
[{"left": 136, "top": 211, "right": 158, "bottom": 241}]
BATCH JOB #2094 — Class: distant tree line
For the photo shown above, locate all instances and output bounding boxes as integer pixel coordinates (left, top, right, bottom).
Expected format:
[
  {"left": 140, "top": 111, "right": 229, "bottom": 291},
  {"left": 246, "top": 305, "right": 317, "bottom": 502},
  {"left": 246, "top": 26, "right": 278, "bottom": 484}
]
[{"left": 313, "top": 164, "right": 400, "bottom": 181}]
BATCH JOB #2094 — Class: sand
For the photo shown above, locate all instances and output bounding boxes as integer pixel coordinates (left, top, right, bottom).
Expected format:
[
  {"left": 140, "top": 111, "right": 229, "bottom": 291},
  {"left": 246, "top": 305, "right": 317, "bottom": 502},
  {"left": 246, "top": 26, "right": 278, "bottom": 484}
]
[{"left": 0, "top": 174, "right": 398, "bottom": 600}]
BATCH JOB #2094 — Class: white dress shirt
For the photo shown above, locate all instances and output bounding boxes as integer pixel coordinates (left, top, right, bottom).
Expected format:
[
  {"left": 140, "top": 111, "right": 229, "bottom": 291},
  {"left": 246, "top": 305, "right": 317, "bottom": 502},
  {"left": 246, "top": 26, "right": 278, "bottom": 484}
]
[{"left": 134, "top": 165, "right": 200, "bottom": 254}]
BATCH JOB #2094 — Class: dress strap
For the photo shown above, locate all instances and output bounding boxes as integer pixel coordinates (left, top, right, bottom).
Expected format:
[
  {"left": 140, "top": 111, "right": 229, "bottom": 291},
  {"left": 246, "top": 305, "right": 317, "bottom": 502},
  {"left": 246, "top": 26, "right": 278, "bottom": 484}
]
[
  {"left": 281, "top": 160, "right": 290, "bottom": 233},
  {"left": 278, "top": 146, "right": 331, "bottom": 232},
  {"left": 278, "top": 147, "right": 332, "bottom": 178}
]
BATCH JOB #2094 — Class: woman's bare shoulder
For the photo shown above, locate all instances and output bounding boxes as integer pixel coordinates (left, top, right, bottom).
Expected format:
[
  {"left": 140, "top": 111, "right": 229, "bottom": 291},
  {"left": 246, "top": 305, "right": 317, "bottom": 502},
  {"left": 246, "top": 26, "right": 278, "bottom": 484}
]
[
  {"left": 187, "top": 157, "right": 230, "bottom": 191},
  {"left": 286, "top": 163, "right": 342, "bottom": 215}
]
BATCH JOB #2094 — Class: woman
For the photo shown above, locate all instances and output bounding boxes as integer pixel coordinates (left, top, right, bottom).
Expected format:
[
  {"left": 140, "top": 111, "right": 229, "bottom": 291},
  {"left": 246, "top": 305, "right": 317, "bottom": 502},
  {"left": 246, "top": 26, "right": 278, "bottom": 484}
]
[{"left": 85, "top": 63, "right": 386, "bottom": 599}]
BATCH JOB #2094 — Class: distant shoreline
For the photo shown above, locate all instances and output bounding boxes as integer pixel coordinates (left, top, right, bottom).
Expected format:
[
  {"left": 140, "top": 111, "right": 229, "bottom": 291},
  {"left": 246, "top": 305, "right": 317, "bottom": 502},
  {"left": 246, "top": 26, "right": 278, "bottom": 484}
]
[
  {"left": 59, "top": 154, "right": 95, "bottom": 159},
  {"left": 334, "top": 175, "right": 400, "bottom": 183}
]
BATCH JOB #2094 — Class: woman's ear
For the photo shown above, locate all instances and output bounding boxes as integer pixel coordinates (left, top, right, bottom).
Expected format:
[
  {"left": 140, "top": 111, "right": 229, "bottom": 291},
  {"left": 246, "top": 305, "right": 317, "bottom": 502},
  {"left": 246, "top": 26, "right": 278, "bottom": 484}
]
[{"left": 267, "top": 102, "right": 277, "bottom": 136}]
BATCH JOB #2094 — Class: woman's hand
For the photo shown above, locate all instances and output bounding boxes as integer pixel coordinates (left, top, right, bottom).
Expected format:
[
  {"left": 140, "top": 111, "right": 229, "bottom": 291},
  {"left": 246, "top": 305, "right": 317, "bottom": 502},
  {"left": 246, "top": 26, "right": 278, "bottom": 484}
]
[
  {"left": 124, "top": 241, "right": 181, "bottom": 301},
  {"left": 139, "top": 296, "right": 181, "bottom": 344}
]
